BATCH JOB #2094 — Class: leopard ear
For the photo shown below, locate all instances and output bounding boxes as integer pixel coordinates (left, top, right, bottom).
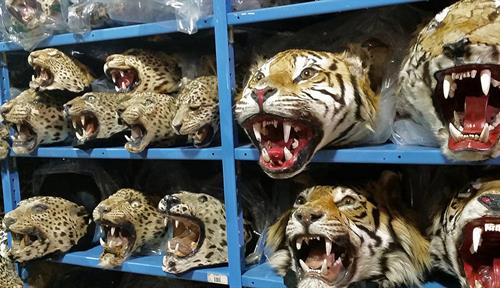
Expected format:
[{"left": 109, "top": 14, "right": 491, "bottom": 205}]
[
  {"left": 70, "top": 205, "right": 88, "bottom": 218},
  {"left": 266, "top": 209, "right": 292, "bottom": 253}
]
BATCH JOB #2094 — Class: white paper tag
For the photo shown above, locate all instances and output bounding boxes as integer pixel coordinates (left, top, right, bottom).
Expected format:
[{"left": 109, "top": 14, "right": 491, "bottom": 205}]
[{"left": 207, "top": 273, "right": 229, "bottom": 285}]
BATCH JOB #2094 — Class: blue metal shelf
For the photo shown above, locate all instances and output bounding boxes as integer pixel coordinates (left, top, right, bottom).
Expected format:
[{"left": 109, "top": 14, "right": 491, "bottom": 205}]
[
  {"left": 9, "top": 146, "right": 222, "bottom": 160},
  {"left": 53, "top": 245, "right": 229, "bottom": 284},
  {"left": 0, "top": 17, "right": 214, "bottom": 52},
  {"left": 235, "top": 143, "right": 500, "bottom": 165},
  {"left": 228, "top": 0, "right": 424, "bottom": 25}
]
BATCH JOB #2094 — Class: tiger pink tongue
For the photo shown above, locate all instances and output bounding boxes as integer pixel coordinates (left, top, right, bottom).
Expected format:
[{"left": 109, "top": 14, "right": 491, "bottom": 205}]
[
  {"left": 268, "top": 146, "right": 285, "bottom": 162},
  {"left": 463, "top": 96, "right": 488, "bottom": 134}
]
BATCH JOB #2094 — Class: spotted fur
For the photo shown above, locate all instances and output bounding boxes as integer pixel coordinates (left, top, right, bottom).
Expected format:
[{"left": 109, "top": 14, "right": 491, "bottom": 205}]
[
  {"left": 93, "top": 189, "right": 165, "bottom": 269},
  {"left": 0, "top": 215, "right": 22, "bottom": 288},
  {"left": 28, "top": 48, "right": 94, "bottom": 93},
  {"left": 3, "top": 196, "right": 90, "bottom": 263},
  {"left": 172, "top": 76, "right": 219, "bottom": 148},
  {"left": 6, "top": 0, "right": 63, "bottom": 30},
  {"left": 1, "top": 89, "right": 71, "bottom": 154},
  {"left": 267, "top": 172, "right": 430, "bottom": 288},
  {"left": 0, "top": 124, "right": 10, "bottom": 159}
]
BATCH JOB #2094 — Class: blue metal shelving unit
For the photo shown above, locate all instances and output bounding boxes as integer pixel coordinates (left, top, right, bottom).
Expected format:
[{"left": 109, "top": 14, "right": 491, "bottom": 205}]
[{"left": 0, "top": 0, "right": 463, "bottom": 287}]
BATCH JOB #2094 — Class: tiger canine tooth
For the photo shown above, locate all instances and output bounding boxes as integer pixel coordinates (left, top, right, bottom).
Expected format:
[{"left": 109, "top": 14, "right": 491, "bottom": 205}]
[
  {"left": 76, "top": 131, "right": 84, "bottom": 140},
  {"left": 175, "top": 220, "right": 179, "bottom": 228},
  {"left": 283, "top": 122, "right": 291, "bottom": 143},
  {"left": 292, "top": 139, "right": 299, "bottom": 149},
  {"left": 125, "top": 135, "right": 132, "bottom": 142},
  {"left": 299, "top": 259, "right": 310, "bottom": 272},
  {"left": 443, "top": 75, "right": 452, "bottom": 99},
  {"left": 449, "top": 123, "right": 462, "bottom": 141},
  {"left": 296, "top": 238, "right": 302, "bottom": 250},
  {"left": 111, "top": 227, "right": 116, "bottom": 236},
  {"left": 253, "top": 123, "right": 262, "bottom": 142},
  {"left": 480, "top": 125, "right": 489, "bottom": 143},
  {"left": 115, "top": 86, "right": 120, "bottom": 92},
  {"left": 472, "top": 227, "right": 482, "bottom": 254},
  {"left": 261, "top": 148, "right": 270, "bottom": 162},
  {"left": 81, "top": 115, "right": 86, "bottom": 126},
  {"left": 480, "top": 69, "right": 491, "bottom": 95},
  {"left": 284, "top": 147, "right": 293, "bottom": 161},
  {"left": 72, "top": 121, "right": 77, "bottom": 129},
  {"left": 99, "top": 238, "right": 105, "bottom": 246},
  {"left": 167, "top": 241, "right": 172, "bottom": 251},
  {"left": 325, "top": 239, "right": 332, "bottom": 256},
  {"left": 321, "top": 259, "right": 328, "bottom": 275},
  {"left": 120, "top": 71, "right": 125, "bottom": 77},
  {"left": 471, "top": 70, "right": 477, "bottom": 78}
]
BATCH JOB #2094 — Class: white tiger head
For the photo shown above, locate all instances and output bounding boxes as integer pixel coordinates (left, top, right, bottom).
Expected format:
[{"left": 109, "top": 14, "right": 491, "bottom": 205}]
[
  {"left": 430, "top": 178, "right": 500, "bottom": 288},
  {"left": 397, "top": 0, "right": 500, "bottom": 161},
  {"left": 235, "top": 49, "right": 378, "bottom": 179}
]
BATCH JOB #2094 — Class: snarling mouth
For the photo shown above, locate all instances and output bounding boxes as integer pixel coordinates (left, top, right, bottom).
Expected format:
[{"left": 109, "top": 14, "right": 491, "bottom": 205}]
[
  {"left": 71, "top": 113, "right": 99, "bottom": 142},
  {"left": 243, "top": 115, "right": 319, "bottom": 177},
  {"left": 108, "top": 68, "right": 139, "bottom": 92},
  {"left": 460, "top": 217, "right": 500, "bottom": 288},
  {"left": 7, "top": 0, "right": 39, "bottom": 24},
  {"left": 434, "top": 65, "right": 500, "bottom": 152},
  {"left": 10, "top": 227, "right": 46, "bottom": 255},
  {"left": 32, "top": 65, "right": 54, "bottom": 87},
  {"left": 292, "top": 235, "right": 352, "bottom": 284},
  {"left": 192, "top": 124, "right": 214, "bottom": 148},
  {"left": 124, "top": 124, "right": 147, "bottom": 151},
  {"left": 10, "top": 122, "right": 37, "bottom": 152},
  {"left": 164, "top": 215, "right": 204, "bottom": 259},
  {"left": 98, "top": 221, "right": 136, "bottom": 259}
]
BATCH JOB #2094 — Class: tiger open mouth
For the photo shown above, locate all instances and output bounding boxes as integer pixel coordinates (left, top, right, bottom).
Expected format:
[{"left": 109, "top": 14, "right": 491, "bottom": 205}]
[
  {"left": 123, "top": 123, "right": 148, "bottom": 152},
  {"left": 164, "top": 215, "right": 204, "bottom": 259},
  {"left": 10, "top": 122, "right": 38, "bottom": 153},
  {"left": 31, "top": 65, "right": 54, "bottom": 88},
  {"left": 291, "top": 234, "right": 353, "bottom": 285},
  {"left": 98, "top": 220, "right": 136, "bottom": 263},
  {"left": 434, "top": 64, "right": 500, "bottom": 152},
  {"left": 71, "top": 112, "right": 99, "bottom": 143},
  {"left": 9, "top": 227, "right": 47, "bottom": 260},
  {"left": 243, "top": 115, "right": 320, "bottom": 178},
  {"left": 7, "top": 0, "right": 39, "bottom": 25},
  {"left": 192, "top": 124, "right": 214, "bottom": 148},
  {"left": 459, "top": 216, "right": 500, "bottom": 288},
  {"left": 107, "top": 68, "right": 139, "bottom": 93}
]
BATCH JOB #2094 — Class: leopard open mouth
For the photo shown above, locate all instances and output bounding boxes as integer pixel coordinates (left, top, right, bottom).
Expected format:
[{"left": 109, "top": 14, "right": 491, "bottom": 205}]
[
  {"left": 192, "top": 124, "right": 214, "bottom": 148},
  {"left": 31, "top": 65, "right": 54, "bottom": 88},
  {"left": 7, "top": 0, "right": 39, "bottom": 25},
  {"left": 71, "top": 112, "right": 99, "bottom": 143},
  {"left": 243, "top": 115, "right": 320, "bottom": 178},
  {"left": 434, "top": 64, "right": 500, "bottom": 152},
  {"left": 291, "top": 234, "right": 354, "bottom": 285},
  {"left": 123, "top": 123, "right": 148, "bottom": 152},
  {"left": 98, "top": 220, "right": 136, "bottom": 261},
  {"left": 164, "top": 215, "right": 204, "bottom": 259},
  {"left": 108, "top": 68, "right": 139, "bottom": 93},
  {"left": 9, "top": 227, "right": 47, "bottom": 259},
  {"left": 459, "top": 216, "right": 500, "bottom": 288},
  {"left": 9, "top": 122, "right": 38, "bottom": 153}
]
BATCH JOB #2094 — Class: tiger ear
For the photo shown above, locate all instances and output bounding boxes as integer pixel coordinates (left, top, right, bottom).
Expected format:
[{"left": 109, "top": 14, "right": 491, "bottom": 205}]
[{"left": 266, "top": 209, "right": 293, "bottom": 253}]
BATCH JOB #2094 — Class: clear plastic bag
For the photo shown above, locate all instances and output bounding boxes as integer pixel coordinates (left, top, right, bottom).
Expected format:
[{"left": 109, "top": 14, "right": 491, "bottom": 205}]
[
  {"left": 391, "top": 118, "right": 440, "bottom": 147},
  {"left": 232, "top": 0, "right": 290, "bottom": 11},
  {"left": 163, "top": 0, "right": 211, "bottom": 34},
  {"left": 67, "top": 1, "right": 110, "bottom": 33}
]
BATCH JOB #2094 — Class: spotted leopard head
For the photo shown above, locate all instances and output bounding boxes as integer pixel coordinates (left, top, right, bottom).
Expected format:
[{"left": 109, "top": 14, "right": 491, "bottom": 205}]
[
  {"left": 117, "top": 92, "right": 184, "bottom": 153},
  {"left": 3, "top": 196, "right": 90, "bottom": 263},
  {"left": 0, "top": 89, "right": 71, "bottom": 154},
  {"left": 104, "top": 49, "right": 181, "bottom": 94},
  {"left": 158, "top": 192, "right": 229, "bottom": 274},
  {"left": 172, "top": 76, "right": 219, "bottom": 148},
  {"left": 0, "top": 215, "right": 22, "bottom": 288},
  {"left": 397, "top": 0, "right": 500, "bottom": 161},
  {"left": 5, "top": 0, "right": 59, "bottom": 30},
  {"left": 235, "top": 49, "right": 379, "bottom": 179},
  {"left": 28, "top": 48, "right": 94, "bottom": 93},
  {"left": 93, "top": 188, "right": 165, "bottom": 269},
  {"left": 63, "top": 92, "right": 130, "bottom": 145}
]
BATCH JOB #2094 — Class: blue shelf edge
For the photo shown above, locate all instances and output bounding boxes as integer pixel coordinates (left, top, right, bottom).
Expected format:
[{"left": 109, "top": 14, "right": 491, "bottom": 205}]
[
  {"left": 228, "top": 0, "right": 425, "bottom": 25},
  {"left": 0, "top": 17, "right": 214, "bottom": 52},
  {"left": 9, "top": 146, "right": 222, "bottom": 160},
  {"left": 50, "top": 246, "right": 229, "bottom": 284},
  {"left": 234, "top": 143, "right": 500, "bottom": 165}
]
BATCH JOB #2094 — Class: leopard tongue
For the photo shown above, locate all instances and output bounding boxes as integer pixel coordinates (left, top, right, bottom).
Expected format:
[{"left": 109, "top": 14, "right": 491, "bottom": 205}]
[{"left": 462, "top": 96, "right": 488, "bottom": 134}]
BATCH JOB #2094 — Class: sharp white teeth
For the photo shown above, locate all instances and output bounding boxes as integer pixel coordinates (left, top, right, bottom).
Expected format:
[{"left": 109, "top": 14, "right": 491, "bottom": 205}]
[
  {"left": 10, "top": 135, "right": 15, "bottom": 141},
  {"left": 16, "top": 124, "right": 21, "bottom": 132},
  {"left": 253, "top": 123, "right": 261, "bottom": 142},
  {"left": 325, "top": 239, "right": 332, "bottom": 256},
  {"left": 261, "top": 148, "right": 270, "bottom": 162},
  {"left": 163, "top": 218, "right": 167, "bottom": 226},
  {"left": 125, "top": 135, "right": 132, "bottom": 142},
  {"left": 492, "top": 78, "right": 500, "bottom": 88},
  {"left": 283, "top": 122, "right": 291, "bottom": 143},
  {"left": 471, "top": 70, "right": 477, "bottom": 78},
  {"left": 112, "top": 74, "right": 117, "bottom": 83},
  {"left": 480, "top": 125, "right": 489, "bottom": 143},
  {"left": 99, "top": 238, "right": 105, "bottom": 246},
  {"left": 443, "top": 75, "right": 452, "bottom": 99},
  {"left": 72, "top": 121, "right": 77, "bottom": 129},
  {"left": 449, "top": 123, "right": 462, "bottom": 141},
  {"left": 115, "top": 86, "right": 120, "bottom": 92},
  {"left": 175, "top": 220, "right": 179, "bottom": 228},
  {"left": 321, "top": 259, "right": 328, "bottom": 275},
  {"left": 317, "top": 236, "right": 320, "bottom": 241},
  {"left": 120, "top": 71, "right": 125, "bottom": 77},
  {"left": 81, "top": 115, "right": 85, "bottom": 126},
  {"left": 121, "top": 82, "right": 127, "bottom": 90},
  {"left": 76, "top": 131, "right": 84, "bottom": 140},
  {"left": 294, "top": 126, "right": 301, "bottom": 133},
  {"left": 296, "top": 239, "right": 302, "bottom": 251},
  {"left": 480, "top": 69, "right": 491, "bottom": 96},
  {"left": 292, "top": 139, "right": 299, "bottom": 149},
  {"left": 111, "top": 227, "right": 116, "bottom": 236},
  {"left": 299, "top": 259, "right": 310, "bottom": 272},
  {"left": 284, "top": 147, "right": 293, "bottom": 161},
  {"left": 167, "top": 241, "right": 172, "bottom": 251},
  {"left": 472, "top": 227, "right": 482, "bottom": 254},
  {"left": 175, "top": 243, "right": 179, "bottom": 253}
]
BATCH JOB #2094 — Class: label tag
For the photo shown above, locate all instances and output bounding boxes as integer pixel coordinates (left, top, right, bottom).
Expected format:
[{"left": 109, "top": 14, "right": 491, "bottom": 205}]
[{"left": 207, "top": 273, "right": 228, "bottom": 285}]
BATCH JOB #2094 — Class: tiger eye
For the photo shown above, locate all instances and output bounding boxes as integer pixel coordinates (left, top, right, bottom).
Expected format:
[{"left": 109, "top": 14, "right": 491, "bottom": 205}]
[
  {"left": 300, "top": 68, "right": 317, "bottom": 80},
  {"left": 255, "top": 72, "right": 264, "bottom": 81}
]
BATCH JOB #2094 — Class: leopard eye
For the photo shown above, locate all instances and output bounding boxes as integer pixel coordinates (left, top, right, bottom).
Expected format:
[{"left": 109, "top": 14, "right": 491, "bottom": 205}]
[
  {"left": 254, "top": 71, "right": 265, "bottom": 81},
  {"left": 198, "top": 195, "right": 208, "bottom": 203},
  {"left": 299, "top": 68, "right": 317, "bottom": 80},
  {"left": 32, "top": 204, "right": 48, "bottom": 213},
  {"left": 337, "top": 196, "right": 356, "bottom": 207},
  {"left": 130, "top": 200, "right": 141, "bottom": 208},
  {"left": 189, "top": 104, "right": 201, "bottom": 111},
  {"left": 86, "top": 95, "right": 96, "bottom": 102},
  {"left": 295, "top": 195, "right": 306, "bottom": 205}
]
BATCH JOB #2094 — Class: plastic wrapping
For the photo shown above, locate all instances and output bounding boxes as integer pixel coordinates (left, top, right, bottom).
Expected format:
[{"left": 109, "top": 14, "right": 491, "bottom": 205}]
[
  {"left": 391, "top": 118, "right": 440, "bottom": 147},
  {"left": 232, "top": 0, "right": 290, "bottom": 11},
  {"left": 162, "top": 0, "right": 211, "bottom": 34},
  {"left": 67, "top": 1, "right": 110, "bottom": 33}
]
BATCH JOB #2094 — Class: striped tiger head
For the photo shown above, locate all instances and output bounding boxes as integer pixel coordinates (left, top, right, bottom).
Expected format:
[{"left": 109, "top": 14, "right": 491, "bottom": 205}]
[
  {"left": 235, "top": 49, "right": 378, "bottom": 179},
  {"left": 430, "top": 178, "right": 500, "bottom": 288},
  {"left": 397, "top": 0, "right": 500, "bottom": 161},
  {"left": 266, "top": 172, "right": 430, "bottom": 288}
]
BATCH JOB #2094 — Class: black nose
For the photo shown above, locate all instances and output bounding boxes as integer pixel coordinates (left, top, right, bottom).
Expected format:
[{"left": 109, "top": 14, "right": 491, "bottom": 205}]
[
  {"left": 165, "top": 195, "right": 180, "bottom": 210},
  {"left": 0, "top": 106, "right": 10, "bottom": 116},
  {"left": 116, "top": 107, "right": 125, "bottom": 116},
  {"left": 251, "top": 87, "right": 277, "bottom": 105},
  {"left": 295, "top": 209, "right": 324, "bottom": 226},
  {"left": 3, "top": 217, "right": 16, "bottom": 229}
]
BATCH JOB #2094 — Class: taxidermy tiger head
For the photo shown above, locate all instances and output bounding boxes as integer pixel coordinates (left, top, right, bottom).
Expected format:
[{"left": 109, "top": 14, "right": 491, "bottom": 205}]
[
  {"left": 266, "top": 172, "right": 430, "bottom": 288},
  {"left": 429, "top": 178, "right": 500, "bottom": 288},
  {"left": 235, "top": 49, "right": 379, "bottom": 179},
  {"left": 397, "top": 0, "right": 500, "bottom": 161}
]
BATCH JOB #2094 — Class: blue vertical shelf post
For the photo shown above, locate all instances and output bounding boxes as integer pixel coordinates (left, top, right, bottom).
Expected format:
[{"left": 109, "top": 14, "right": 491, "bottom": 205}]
[{"left": 213, "top": 1, "right": 245, "bottom": 287}]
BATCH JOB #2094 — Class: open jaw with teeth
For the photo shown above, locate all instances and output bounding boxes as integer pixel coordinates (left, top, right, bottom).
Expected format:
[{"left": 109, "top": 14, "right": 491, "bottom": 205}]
[
  {"left": 192, "top": 124, "right": 214, "bottom": 147},
  {"left": 243, "top": 116, "right": 318, "bottom": 176},
  {"left": 98, "top": 221, "right": 136, "bottom": 267},
  {"left": 124, "top": 124, "right": 147, "bottom": 152},
  {"left": 32, "top": 65, "right": 54, "bottom": 88},
  {"left": 7, "top": 0, "right": 39, "bottom": 25},
  {"left": 10, "top": 228, "right": 46, "bottom": 259},
  {"left": 293, "top": 235, "right": 352, "bottom": 284},
  {"left": 71, "top": 113, "right": 99, "bottom": 143},
  {"left": 109, "top": 69, "right": 139, "bottom": 92},
  {"left": 164, "top": 215, "right": 203, "bottom": 261},
  {"left": 435, "top": 65, "right": 500, "bottom": 152},
  {"left": 460, "top": 218, "right": 500, "bottom": 288},
  {"left": 10, "top": 122, "right": 37, "bottom": 152}
]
